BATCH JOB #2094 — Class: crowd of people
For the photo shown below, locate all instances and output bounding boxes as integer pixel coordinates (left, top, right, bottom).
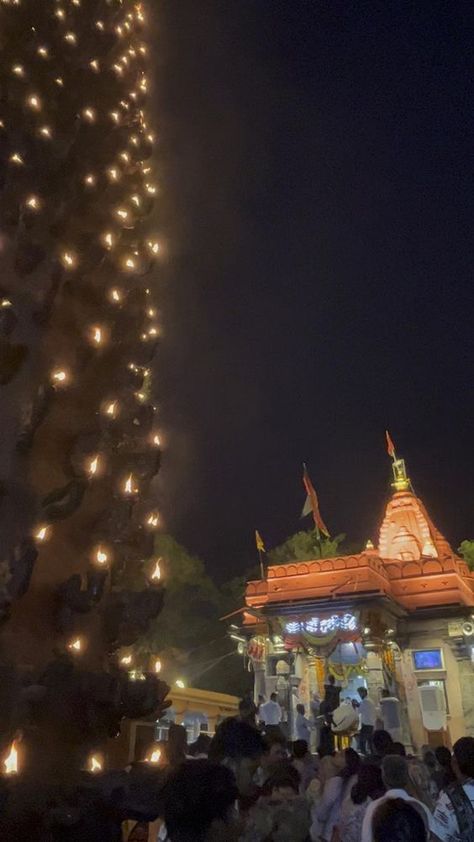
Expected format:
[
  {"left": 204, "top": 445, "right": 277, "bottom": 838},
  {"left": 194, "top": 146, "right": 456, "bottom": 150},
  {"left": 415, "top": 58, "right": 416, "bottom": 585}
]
[{"left": 126, "top": 695, "right": 474, "bottom": 842}]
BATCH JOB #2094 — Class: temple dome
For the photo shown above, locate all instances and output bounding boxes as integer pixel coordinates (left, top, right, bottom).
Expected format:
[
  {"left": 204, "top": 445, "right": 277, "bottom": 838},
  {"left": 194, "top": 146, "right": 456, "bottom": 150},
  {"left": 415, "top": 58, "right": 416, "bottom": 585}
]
[{"left": 378, "top": 489, "right": 453, "bottom": 561}]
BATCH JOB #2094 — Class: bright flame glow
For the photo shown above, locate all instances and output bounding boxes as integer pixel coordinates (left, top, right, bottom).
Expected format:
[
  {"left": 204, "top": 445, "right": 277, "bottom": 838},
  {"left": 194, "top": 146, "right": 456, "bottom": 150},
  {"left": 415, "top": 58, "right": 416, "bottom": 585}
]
[
  {"left": 109, "top": 287, "right": 123, "bottom": 303},
  {"left": 94, "top": 546, "right": 109, "bottom": 566},
  {"left": 147, "top": 512, "right": 160, "bottom": 529},
  {"left": 68, "top": 637, "right": 82, "bottom": 653},
  {"left": 175, "top": 679, "right": 185, "bottom": 689},
  {"left": 102, "top": 231, "right": 114, "bottom": 249},
  {"left": 10, "top": 153, "right": 24, "bottom": 165},
  {"left": 25, "top": 195, "right": 40, "bottom": 210},
  {"left": 154, "top": 658, "right": 162, "bottom": 674},
  {"left": 88, "top": 754, "right": 103, "bottom": 773},
  {"left": 4, "top": 742, "right": 18, "bottom": 775},
  {"left": 147, "top": 240, "right": 160, "bottom": 255},
  {"left": 120, "top": 654, "right": 132, "bottom": 666},
  {"left": 51, "top": 368, "right": 69, "bottom": 385},
  {"left": 147, "top": 747, "right": 161, "bottom": 764},
  {"left": 87, "top": 455, "right": 100, "bottom": 476},
  {"left": 26, "top": 93, "right": 41, "bottom": 111},
  {"left": 123, "top": 474, "right": 137, "bottom": 495},
  {"left": 35, "top": 525, "right": 50, "bottom": 542},
  {"left": 61, "top": 251, "right": 77, "bottom": 269},
  {"left": 82, "top": 107, "right": 96, "bottom": 123},
  {"left": 90, "top": 325, "right": 104, "bottom": 345},
  {"left": 84, "top": 173, "right": 96, "bottom": 187},
  {"left": 12, "top": 64, "right": 25, "bottom": 77},
  {"left": 150, "top": 559, "right": 162, "bottom": 582},
  {"left": 104, "top": 400, "right": 118, "bottom": 418},
  {"left": 38, "top": 125, "right": 52, "bottom": 139}
]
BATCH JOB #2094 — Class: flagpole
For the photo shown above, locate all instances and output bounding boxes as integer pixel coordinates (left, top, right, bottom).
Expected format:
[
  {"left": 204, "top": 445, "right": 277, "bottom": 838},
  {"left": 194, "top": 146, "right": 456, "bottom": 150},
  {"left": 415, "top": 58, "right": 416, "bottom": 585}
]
[{"left": 258, "top": 548, "right": 265, "bottom": 580}]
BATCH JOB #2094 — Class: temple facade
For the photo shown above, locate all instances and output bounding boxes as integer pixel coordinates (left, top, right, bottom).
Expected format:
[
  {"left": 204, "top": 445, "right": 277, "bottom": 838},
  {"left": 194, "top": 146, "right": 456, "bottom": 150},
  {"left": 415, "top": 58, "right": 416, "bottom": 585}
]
[{"left": 236, "top": 454, "right": 474, "bottom": 749}]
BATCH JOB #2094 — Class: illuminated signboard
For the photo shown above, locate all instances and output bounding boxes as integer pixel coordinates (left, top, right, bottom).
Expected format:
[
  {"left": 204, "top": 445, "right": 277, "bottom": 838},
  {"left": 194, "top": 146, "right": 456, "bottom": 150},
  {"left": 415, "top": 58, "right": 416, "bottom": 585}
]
[{"left": 284, "top": 613, "right": 358, "bottom": 635}]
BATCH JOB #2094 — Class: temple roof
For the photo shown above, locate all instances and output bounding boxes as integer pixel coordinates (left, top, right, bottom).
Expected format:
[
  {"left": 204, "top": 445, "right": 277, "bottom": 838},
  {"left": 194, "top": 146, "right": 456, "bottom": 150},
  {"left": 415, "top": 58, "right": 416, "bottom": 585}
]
[{"left": 245, "top": 454, "right": 474, "bottom": 614}]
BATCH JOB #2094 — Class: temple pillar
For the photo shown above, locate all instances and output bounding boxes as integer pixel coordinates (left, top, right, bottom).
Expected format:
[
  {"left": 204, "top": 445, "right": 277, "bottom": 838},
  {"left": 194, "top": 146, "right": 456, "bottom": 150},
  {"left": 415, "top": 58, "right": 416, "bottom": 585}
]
[
  {"left": 252, "top": 659, "right": 266, "bottom": 703},
  {"left": 366, "top": 649, "right": 384, "bottom": 702}
]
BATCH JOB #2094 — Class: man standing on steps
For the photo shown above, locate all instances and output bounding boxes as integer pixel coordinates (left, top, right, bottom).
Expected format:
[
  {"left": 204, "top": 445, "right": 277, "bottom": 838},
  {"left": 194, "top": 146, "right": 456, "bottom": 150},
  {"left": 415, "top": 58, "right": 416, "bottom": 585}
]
[
  {"left": 358, "top": 686, "right": 377, "bottom": 755},
  {"left": 259, "top": 692, "right": 282, "bottom": 736}
]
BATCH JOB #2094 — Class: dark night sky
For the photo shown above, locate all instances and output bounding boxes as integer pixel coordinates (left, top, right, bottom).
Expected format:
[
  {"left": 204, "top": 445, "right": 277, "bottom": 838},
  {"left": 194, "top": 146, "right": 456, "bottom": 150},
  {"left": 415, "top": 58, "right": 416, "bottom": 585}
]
[{"left": 155, "top": 1, "right": 474, "bottom": 581}]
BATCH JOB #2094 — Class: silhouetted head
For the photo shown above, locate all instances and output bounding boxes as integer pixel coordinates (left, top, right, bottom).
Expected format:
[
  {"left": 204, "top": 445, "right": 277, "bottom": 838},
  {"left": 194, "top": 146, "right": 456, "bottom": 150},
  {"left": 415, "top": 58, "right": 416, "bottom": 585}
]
[{"left": 372, "top": 798, "right": 428, "bottom": 842}]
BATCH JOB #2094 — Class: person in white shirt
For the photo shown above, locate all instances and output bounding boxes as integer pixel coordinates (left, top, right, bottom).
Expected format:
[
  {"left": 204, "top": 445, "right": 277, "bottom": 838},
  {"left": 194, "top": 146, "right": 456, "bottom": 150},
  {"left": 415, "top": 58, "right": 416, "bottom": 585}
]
[
  {"left": 295, "top": 703, "right": 312, "bottom": 743},
  {"left": 259, "top": 692, "right": 282, "bottom": 728},
  {"left": 357, "top": 686, "right": 377, "bottom": 755},
  {"left": 431, "top": 736, "right": 474, "bottom": 842},
  {"left": 361, "top": 754, "right": 434, "bottom": 842}
]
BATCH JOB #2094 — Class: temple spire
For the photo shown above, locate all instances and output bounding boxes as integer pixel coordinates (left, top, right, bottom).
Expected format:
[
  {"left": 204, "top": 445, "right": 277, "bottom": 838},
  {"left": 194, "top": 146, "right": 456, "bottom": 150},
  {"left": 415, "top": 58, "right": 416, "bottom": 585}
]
[{"left": 385, "top": 430, "right": 411, "bottom": 492}]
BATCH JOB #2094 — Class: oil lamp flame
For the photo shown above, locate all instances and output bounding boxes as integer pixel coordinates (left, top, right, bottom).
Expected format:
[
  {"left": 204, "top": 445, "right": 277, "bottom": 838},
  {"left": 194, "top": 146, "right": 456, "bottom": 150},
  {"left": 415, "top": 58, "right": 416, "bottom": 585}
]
[
  {"left": 88, "top": 754, "right": 103, "bottom": 773},
  {"left": 95, "top": 546, "right": 108, "bottom": 566},
  {"left": 4, "top": 741, "right": 18, "bottom": 775},
  {"left": 68, "top": 637, "right": 82, "bottom": 653},
  {"left": 150, "top": 560, "right": 161, "bottom": 582},
  {"left": 88, "top": 455, "right": 99, "bottom": 476},
  {"left": 147, "top": 748, "right": 161, "bottom": 764},
  {"left": 154, "top": 658, "right": 162, "bottom": 674}
]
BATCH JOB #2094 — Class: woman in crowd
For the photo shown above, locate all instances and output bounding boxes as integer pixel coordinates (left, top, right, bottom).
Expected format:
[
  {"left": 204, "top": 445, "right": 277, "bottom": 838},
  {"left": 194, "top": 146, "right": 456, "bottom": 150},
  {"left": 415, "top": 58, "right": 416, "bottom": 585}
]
[
  {"left": 311, "top": 748, "right": 361, "bottom": 841},
  {"left": 337, "top": 762, "right": 385, "bottom": 842}
]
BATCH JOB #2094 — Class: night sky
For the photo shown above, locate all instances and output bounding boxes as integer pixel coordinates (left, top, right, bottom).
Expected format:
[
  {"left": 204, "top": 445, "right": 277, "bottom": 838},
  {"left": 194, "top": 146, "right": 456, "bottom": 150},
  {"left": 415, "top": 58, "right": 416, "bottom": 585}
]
[{"left": 155, "top": 1, "right": 474, "bottom": 581}]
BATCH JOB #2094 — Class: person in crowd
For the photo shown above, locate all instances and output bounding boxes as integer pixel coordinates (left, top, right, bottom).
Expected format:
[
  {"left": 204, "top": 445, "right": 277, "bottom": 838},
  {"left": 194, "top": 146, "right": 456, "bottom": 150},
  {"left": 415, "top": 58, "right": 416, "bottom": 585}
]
[
  {"left": 255, "top": 732, "right": 288, "bottom": 788},
  {"left": 164, "top": 723, "right": 188, "bottom": 768},
  {"left": 259, "top": 692, "right": 282, "bottom": 734},
  {"left": 292, "top": 739, "right": 318, "bottom": 792},
  {"left": 208, "top": 717, "right": 266, "bottom": 810},
  {"left": 310, "top": 692, "right": 322, "bottom": 752},
  {"left": 160, "top": 759, "right": 240, "bottom": 842},
  {"left": 361, "top": 754, "right": 433, "bottom": 842},
  {"left": 407, "top": 746, "right": 437, "bottom": 810},
  {"left": 421, "top": 745, "right": 441, "bottom": 800},
  {"left": 433, "top": 745, "right": 456, "bottom": 792},
  {"left": 357, "top": 687, "right": 377, "bottom": 755},
  {"left": 391, "top": 741, "right": 406, "bottom": 756},
  {"left": 188, "top": 733, "right": 212, "bottom": 759},
  {"left": 321, "top": 674, "right": 341, "bottom": 717},
  {"left": 128, "top": 822, "right": 150, "bottom": 842},
  {"left": 241, "top": 764, "right": 312, "bottom": 842},
  {"left": 306, "top": 752, "right": 339, "bottom": 809},
  {"left": 379, "top": 688, "right": 402, "bottom": 743},
  {"left": 338, "top": 762, "right": 385, "bottom": 842},
  {"left": 366, "top": 729, "right": 394, "bottom": 766},
  {"left": 295, "top": 703, "right": 313, "bottom": 743},
  {"left": 431, "top": 736, "right": 474, "bottom": 841},
  {"left": 372, "top": 798, "right": 429, "bottom": 842},
  {"left": 239, "top": 696, "right": 258, "bottom": 728},
  {"left": 312, "top": 748, "right": 361, "bottom": 841}
]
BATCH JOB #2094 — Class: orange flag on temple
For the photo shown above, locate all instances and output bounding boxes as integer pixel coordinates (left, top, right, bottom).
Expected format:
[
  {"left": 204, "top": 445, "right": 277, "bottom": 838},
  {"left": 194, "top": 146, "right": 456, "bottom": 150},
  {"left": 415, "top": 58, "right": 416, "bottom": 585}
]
[
  {"left": 301, "top": 464, "right": 330, "bottom": 538},
  {"left": 385, "top": 430, "right": 396, "bottom": 459}
]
